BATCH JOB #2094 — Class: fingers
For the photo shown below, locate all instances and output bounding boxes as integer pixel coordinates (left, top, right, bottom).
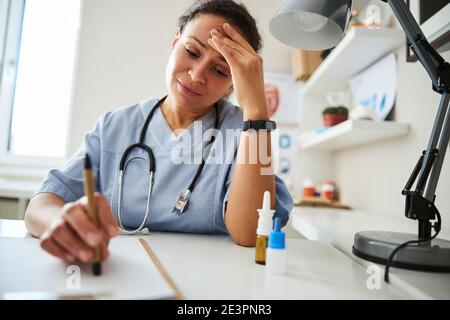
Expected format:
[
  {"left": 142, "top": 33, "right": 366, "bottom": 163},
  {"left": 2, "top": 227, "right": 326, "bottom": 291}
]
[
  {"left": 222, "top": 23, "right": 256, "bottom": 54},
  {"left": 42, "top": 225, "right": 109, "bottom": 263},
  {"left": 40, "top": 193, "right": 117, "bottom": 264},
  {"left": 76, "top": 193, "right": 119, "bottom": 238},
  {"left": 51, "top": 222, "right": 95, "bottom": 263},
  {"left": 208, "top": 36, "right": 238, "bottom": 65},
  {"left": 63, "top": 202, "right": 103, "bottom": 247},
  {"left": 98, "top": 225, "right": 111, "bottom": 261},
  {"left": 100, "top": 241, "right": 109, "bottom": 261},
  {"left": 210, "top": 29, "right": 245, "bottom": 56},
  {"left": 41, "top": 234, "right": 76, "bottom": 263},
  {"left": 94, "top": 193, "right": 120, "bottom": 237}
]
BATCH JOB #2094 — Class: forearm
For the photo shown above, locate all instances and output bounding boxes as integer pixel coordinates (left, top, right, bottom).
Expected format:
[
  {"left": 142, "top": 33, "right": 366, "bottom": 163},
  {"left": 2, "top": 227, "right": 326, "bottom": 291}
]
[
  {"left": 225, "top": 110, "right": 276, "bottom": 247},
  {"left": 24, "top": 193, "right": 66, "bottom": 238}
]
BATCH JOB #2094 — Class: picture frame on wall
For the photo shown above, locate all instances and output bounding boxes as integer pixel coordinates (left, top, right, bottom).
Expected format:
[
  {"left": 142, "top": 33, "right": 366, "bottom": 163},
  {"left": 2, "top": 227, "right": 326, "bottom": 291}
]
[
  {"left": 227, "top": 71, "right": 302, "bottom": 125},
  {"left": 405, "top": 0, "right": 450, "bottom": 62}
]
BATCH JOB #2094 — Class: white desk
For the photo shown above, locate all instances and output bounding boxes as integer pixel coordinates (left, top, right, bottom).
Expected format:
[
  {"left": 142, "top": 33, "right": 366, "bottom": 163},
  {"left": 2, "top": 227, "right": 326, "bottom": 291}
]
[
  {"left": 0, "top": 219, "right": 408, "bottom": 299},
  {"left": 291, "top": 207, "right": 450, "bottom": 299}
]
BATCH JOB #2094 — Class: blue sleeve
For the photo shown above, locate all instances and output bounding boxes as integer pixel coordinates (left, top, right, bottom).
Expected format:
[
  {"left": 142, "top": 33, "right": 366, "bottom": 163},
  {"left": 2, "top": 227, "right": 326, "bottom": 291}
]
[
  {"left": 222, "top": 167, "right": 293, "bottom": 228},
  {"left": 32, "top": 114, "right": 104, "bottom": 203}
]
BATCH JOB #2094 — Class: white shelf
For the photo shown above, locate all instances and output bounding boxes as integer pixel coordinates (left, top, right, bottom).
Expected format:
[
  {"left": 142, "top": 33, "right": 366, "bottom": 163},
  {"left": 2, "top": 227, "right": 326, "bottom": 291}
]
[
  {"left": 302, "top": 27, "right": 405, "bottom": 96},
  {"left": 299, "top": 119, "right": 409, "bottom": 151}
]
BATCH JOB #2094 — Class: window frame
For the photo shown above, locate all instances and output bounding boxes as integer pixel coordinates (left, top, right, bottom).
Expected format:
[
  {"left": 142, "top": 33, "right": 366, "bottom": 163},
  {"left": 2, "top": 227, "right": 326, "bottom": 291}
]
[{"left": 0, "top": 0, "right": 82, "bottom": 171}]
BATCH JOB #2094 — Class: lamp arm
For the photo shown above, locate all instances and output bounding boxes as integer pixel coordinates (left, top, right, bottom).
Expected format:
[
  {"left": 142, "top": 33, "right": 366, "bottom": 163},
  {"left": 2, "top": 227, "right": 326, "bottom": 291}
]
[
  {"left": 382, "top": 0, "right": 450, "bottom": 93},
  {"left": 378, "top": 0, "right": 450, "bottom": 239}
]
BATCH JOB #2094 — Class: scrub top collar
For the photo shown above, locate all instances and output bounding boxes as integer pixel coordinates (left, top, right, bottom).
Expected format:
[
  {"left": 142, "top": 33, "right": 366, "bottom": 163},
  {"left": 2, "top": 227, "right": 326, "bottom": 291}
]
[{"left": 143, "top": 98, "right": 219, "bottom": 152}]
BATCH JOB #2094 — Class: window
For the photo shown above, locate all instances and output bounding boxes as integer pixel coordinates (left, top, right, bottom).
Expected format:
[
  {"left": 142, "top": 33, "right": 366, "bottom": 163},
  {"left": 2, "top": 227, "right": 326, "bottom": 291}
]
[{"left": 0, "top": 0, "right": 81, "bottom": 167}]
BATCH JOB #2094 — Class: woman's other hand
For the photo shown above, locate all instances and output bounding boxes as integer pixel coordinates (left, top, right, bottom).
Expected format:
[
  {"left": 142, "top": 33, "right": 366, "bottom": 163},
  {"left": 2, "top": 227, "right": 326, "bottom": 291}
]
[{"left": 208, "top": 23, "right": 269, "bottom": 120}]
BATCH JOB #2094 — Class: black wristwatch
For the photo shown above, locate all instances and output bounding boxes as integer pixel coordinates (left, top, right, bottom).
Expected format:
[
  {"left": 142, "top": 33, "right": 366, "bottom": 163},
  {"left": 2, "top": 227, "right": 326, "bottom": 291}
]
[{"left": 241, "top": 119, "right": 277, "bottom": 132}]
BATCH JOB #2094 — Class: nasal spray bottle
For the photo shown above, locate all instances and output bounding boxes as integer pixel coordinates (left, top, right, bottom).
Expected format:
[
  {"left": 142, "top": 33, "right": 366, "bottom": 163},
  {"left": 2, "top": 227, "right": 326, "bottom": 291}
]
[
  {"left": 266, "top": 217, "right": 286, "bottom": 276},
  {"left": 255, "top": 191, "right": 275, "bottom": 265}
]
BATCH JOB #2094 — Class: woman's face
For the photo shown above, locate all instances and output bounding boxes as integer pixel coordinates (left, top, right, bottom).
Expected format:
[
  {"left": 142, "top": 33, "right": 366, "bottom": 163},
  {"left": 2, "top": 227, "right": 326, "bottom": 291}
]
[{"left": 166, "top": 14, "right": 233, "bottom": 111}]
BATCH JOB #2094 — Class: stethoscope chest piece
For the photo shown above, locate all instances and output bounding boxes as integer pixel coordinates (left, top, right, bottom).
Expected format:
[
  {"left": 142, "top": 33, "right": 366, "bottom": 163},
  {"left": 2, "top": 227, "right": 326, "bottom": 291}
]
[{"left": 172, "top": 189, "right": 191, "bottom": 215}]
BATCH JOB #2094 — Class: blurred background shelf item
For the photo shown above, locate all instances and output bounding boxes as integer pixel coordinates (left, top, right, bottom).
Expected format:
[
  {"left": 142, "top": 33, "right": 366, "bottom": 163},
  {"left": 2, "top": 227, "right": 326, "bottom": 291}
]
[
  {"left": 301, "top": 27, "right": 404, "bottom": 95},
  {"left": 291, "top": 49, "right": 323, "bottom": 81},
  {"left": 294, "top": 196, "right": 351, "bottom": 210},
  {"left": 299, "top": 119, "right": 409, "bottom": 151}
]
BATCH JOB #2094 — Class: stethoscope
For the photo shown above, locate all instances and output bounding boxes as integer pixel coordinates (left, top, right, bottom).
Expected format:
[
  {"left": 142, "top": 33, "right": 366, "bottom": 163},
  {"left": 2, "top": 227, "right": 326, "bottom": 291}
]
[{"left": 117, "top": 96, "right": 220, "bottom": 234}]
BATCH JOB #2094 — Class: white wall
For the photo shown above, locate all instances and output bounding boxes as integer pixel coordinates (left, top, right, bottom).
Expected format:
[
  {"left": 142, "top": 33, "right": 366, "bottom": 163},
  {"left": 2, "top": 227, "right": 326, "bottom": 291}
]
[
  {"left": 334, "top": 47, "right": 450, "bottom": 228},
  {"left": 68, "top": 0, "right": 290, "bottom": 155}
]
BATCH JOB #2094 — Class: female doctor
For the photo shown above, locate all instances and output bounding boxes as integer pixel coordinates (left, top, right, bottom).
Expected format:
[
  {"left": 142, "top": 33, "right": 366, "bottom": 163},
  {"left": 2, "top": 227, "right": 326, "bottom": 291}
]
[{"left": 24, "top": 0, "right": 293, "bottom": 264}]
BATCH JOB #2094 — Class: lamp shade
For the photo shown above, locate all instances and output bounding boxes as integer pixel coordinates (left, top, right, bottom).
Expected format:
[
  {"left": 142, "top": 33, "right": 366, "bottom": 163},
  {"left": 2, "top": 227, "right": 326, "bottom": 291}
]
[{"left": 269, "top": 0, "right": 352, "bottom": 50}]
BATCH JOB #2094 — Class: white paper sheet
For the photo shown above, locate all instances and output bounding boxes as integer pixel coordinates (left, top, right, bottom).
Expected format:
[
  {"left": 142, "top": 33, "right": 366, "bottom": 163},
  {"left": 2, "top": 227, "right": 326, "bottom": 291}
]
[{"left": 0, "top": 237, "right": 176, "bottom": 300}]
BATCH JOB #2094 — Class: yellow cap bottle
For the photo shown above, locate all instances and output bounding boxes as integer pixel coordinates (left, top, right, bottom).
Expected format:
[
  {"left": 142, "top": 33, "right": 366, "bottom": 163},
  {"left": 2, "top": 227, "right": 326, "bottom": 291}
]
[{"left": 255, "top": 191, "right": 275, "bottom": 265}]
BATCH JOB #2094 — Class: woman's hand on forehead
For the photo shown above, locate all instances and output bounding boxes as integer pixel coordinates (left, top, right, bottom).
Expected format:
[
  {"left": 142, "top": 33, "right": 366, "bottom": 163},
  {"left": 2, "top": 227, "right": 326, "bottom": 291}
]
[{"left": 208, "top": 23, "right": 268, "bottom": 118}]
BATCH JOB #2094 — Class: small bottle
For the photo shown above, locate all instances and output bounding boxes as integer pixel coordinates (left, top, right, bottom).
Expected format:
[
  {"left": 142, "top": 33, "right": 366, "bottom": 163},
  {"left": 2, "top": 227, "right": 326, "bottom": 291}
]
[
  {"left": 321, "top": 180, "right": 335, "bottom": 201},
  {"left": 255, "top": 191, "right": 275, "bottom": 265},
  {"left": 302, "top": 178, "right": 316, "bottom": 197},
  {"left": 266, "top": 217, "right": 286, "bottom": 276}
]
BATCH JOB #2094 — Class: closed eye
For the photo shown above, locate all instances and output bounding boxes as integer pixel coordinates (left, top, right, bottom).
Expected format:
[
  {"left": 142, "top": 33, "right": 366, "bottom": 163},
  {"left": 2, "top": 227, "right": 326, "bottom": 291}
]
[
  {"left": 186, "top": 48, "right": 199, "bottom": 59},
  {"left": 214, "top": 67, "right": 228, "bottom": 77},
  {"left": 186, "top": 45, "right": 229, "bottom": 77}
]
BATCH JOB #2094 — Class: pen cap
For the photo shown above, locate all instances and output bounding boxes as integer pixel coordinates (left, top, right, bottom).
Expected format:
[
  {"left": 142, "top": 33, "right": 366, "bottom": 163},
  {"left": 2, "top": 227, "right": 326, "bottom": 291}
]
[
  {"left": 268, "top": 217, "right": 285, "bottom": 249},
  {"left": 257, "top": 191, "right": 275, "bottom": 236}
]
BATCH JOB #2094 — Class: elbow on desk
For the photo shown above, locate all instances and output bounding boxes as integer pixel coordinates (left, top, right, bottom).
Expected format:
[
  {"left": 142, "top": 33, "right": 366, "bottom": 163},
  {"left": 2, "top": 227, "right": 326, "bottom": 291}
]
[
  {"left": 224, "top": 212, "right": 257, "bottom": 247},
  {"left": 230, "top": 233, "right": 256, "bottom": 247},
  {"left": 225, "top": 219, "right": 257, "bottom": 247},
  {"left": 24, "top": 208, "right": 40, "bottom": 239},
  {"left": 23, "top": 193, "right": 66, "bottom": 239}
]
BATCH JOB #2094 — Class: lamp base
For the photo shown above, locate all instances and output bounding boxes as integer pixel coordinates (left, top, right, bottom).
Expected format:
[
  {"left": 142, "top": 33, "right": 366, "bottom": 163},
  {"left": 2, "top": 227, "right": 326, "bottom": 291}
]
[{"left": 353, "top": 231, "right": 450, "bottom": 272}]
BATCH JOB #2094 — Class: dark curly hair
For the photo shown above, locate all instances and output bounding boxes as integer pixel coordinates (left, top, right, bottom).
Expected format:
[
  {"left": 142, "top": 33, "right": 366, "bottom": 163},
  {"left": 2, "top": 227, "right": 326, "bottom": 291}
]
[{"left": 178, "top": 0, "right": 262, "bottom": 53}]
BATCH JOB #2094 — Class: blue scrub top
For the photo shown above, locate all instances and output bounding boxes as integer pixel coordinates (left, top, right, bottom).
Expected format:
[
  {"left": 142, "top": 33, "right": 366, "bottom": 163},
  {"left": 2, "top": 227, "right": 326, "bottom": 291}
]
[{"left": 34, "top": 97, "right": 293, "bottom": 234}]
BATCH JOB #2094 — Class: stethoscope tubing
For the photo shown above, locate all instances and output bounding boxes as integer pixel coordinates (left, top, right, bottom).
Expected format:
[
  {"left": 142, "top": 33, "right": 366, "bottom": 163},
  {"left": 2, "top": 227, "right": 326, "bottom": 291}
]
[{"left": 117, "top": 96, "right": 219, "bottom": 234}]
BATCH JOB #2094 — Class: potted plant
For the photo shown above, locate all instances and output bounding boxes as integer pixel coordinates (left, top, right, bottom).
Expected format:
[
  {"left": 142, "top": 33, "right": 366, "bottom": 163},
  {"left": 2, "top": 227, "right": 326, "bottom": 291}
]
[{"left": 322, "top": 106, "right": 348, "bottom": 127}]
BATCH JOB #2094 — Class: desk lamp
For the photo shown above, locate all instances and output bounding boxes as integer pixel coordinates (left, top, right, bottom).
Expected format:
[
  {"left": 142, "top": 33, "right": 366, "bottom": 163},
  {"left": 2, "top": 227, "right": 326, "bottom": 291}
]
[{"left": 269, "top": 0, "right": 450, "bottom": 282}]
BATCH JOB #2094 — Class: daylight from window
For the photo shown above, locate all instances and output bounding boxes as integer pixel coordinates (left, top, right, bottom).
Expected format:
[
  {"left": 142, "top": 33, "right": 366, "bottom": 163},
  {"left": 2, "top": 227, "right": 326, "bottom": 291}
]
[{"left": 8, "top": 0, "right": 80, "bottom": 158}]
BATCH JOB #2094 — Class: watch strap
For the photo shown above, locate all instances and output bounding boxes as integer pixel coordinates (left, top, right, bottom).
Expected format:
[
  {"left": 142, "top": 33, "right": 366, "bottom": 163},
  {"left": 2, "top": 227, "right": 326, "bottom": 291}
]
[{"left": 241, "top": 119, "right": 277, "bottom": 132}]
